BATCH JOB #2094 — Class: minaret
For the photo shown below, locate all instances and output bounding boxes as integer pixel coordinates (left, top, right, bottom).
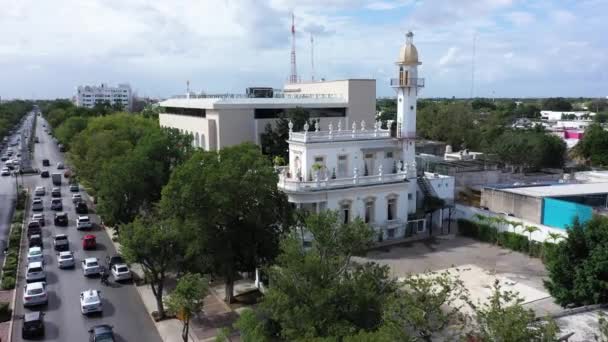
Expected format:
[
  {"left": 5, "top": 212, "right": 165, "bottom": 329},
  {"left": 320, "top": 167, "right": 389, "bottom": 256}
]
[{"left": 391, "top": 31, "right": 424, "bottom": 176}]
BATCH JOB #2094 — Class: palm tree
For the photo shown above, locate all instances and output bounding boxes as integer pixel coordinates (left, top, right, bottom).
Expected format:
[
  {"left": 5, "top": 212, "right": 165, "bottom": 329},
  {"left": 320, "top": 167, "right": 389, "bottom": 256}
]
[
  {"left": 507, "top": 220, "right": 523, "bottom": 234},
  {"left": 523, "top": 225, "right": 540, "bottom": 254},
  {"left": 546, "top": 232, "right": 563, "bottom": 244},
  {"left": 474, "top": 214, "right": 487, "bottom": 223}
]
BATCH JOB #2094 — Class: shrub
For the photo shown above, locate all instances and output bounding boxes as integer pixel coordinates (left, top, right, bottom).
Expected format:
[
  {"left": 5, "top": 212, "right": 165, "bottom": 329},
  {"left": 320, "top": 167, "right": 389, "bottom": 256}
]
[
  {"left": 0, "top": 302, "right": 11, "bottom": 322},
  {"left": 1, "top": 276, "right": 15, "bottom": 290},
  {"left": 11, "top": 210, "right": 23, "bottom": 224}
]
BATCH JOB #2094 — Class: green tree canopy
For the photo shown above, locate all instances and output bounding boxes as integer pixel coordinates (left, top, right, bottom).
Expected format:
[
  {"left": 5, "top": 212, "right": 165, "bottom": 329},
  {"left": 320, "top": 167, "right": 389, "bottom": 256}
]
[
  {"left": 261, "top": 107, "right": 310, "bottom": 160},
  {"left": 166, "top": 273, "right": 209, "bottom": 342},
  {"left": 574, "top": 123, "right": 608, "bottom": 166},
  {"left": 490, "top": 130, "right": 566, "bottom": 171},
  {"left": 542, "top": 97, "right": 573, "bottom": 111}
]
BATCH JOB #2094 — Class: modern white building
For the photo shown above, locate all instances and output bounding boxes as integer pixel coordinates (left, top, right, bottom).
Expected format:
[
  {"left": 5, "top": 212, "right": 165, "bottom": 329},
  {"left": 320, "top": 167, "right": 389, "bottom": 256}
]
[
  {"left": 540, "top": 110, "right": 595, "bottom": 121},
  {"left": 277, "top": 32, "right": 455, "bottom": 242},
  {"left": 158, "top": 79, "right": 376, "bottom": 151},
  {"left": 75, "top": 83, "right": 132, "bottom": 110}
]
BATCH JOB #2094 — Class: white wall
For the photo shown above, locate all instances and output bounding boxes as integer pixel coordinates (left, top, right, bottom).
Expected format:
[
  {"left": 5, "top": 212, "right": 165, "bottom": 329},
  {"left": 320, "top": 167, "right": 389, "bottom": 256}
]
[
  {"left": 159, "top": 113, "right": 208, "bottom": 149},
  {"left": 425, "top": 172, "right": 455, "bottom": 202}
]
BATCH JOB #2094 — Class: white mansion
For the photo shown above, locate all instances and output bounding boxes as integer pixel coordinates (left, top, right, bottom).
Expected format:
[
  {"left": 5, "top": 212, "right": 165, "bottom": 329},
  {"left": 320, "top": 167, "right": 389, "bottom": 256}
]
[{"left": 277, "top": 32, "right": 455, "bottom": 242}]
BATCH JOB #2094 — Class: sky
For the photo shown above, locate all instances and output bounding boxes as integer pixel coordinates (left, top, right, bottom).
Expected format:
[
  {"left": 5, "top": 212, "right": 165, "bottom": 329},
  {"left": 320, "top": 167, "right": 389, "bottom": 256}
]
[{"left": 0, "top": 0, "right": 606, "bottom": 99}]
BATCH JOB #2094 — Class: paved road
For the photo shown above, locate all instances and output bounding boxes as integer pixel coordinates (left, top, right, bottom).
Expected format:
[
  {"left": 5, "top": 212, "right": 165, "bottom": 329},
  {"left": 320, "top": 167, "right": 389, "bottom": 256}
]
[{"left": 12, "top": 115, "right": 162, "bottom": 342}]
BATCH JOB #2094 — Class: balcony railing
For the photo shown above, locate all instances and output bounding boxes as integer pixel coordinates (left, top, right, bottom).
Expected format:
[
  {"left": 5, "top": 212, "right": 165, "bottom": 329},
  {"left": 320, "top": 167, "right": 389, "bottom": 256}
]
[
  {"left": 289, "top": 128, "right": 391, "bottom": 143},
  {"left": 390, "top": 77, "right": 425, "bottom": 88},
  {"left": 278, "top": 171, "right": 410, "bottom": 192}
]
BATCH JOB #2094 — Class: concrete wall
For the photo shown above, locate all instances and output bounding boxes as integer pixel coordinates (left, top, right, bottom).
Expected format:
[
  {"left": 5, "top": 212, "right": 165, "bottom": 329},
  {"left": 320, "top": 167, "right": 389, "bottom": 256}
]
[
  {"left": 425, "top": 172, "right": 455, "bottom": 203},
  {"left": 213, "top": 108, "right": 255, "bottom": 148},
  {"left": 480, "top": 188, "right": 543, "bottom": 224},
  {"left": 159, "top": 113, "right": 208, "bottom": 149}
]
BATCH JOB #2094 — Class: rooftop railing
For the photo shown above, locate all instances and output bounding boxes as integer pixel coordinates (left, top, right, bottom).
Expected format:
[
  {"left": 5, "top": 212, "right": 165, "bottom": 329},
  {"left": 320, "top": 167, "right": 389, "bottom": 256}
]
[
  {"left": 288, "top": 120, "right": 393, "bottom": 143},
  {"left": 390, "top": 77, "right": 425, "bottom": 88},
  {"left": 172, "top": 93, "right": 342, "bottom": 100},
  {"left": 278, "top": 172, "right": 409, "bottom": 192}
]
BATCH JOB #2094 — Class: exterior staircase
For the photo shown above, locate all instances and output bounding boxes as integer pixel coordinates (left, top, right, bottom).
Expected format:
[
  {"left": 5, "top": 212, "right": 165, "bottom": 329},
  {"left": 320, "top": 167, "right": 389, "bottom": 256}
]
[{"left": 417, "top": 176, "right": 437, "bottom": 198}]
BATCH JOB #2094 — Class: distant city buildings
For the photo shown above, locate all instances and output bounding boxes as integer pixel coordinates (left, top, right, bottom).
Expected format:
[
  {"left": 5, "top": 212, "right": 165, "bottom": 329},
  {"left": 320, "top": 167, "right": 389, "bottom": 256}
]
[{"left": 75, "top": 83, "right": 132, "bottom": 110}]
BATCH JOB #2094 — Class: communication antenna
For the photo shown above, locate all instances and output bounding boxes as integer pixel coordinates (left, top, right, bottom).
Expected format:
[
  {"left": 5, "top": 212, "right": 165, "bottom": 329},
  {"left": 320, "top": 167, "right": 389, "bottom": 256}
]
[
  {"left": 289, "top": 13, "right": 298, "bottom": 84},
  {"left": 310, "top": 34, "right": 315, "bottom": 81},
  {"left": 470, "top": 33, "right": 477, "bottom": 98},
  {"left": 186, "top": 80, "right": 190, "bottom": 99}
]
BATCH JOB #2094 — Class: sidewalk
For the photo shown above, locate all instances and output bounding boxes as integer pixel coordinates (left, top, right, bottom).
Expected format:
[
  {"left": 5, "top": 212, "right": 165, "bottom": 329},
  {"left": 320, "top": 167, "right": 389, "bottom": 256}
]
[{"left": 104, "top": 226, "right": 243, "bottom": 342}]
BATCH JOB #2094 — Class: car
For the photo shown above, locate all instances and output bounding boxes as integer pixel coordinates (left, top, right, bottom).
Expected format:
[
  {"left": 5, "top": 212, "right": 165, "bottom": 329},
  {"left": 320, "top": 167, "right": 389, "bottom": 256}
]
[
  {"left": 57, "top": 251, "right": 75, "bottom": 268},
  {"left": 58, "top": 145, "right": 66, "bottom": 153},
  {"left": 31, "top": 198, "right": 43, "bottom": 211},
  {"left": 27, "top": 247, "right": 44, "bottom": 264},
  {"left": 106, "top": 255, "right": 125, "bottom": 269},
  {"left": 21, "top": 311, "right": 45, "bottom": 339},
  {"left": 35, "top": 136, "right": 39, "bottom": 143},
  {"left": 64, "top": 169, "right": 71, "bottom": 178},
  {"left": 40, "top": 170, "right": 50, "bottom": 178},
  {"left": 0, "top": 167, "right": 9, "bottom": 176},
  {"left": 32, "top": 213, "right": 45, "bottom": 226},
  {"left": 88, "top": 324, "right": 115, "bottom": 342},
  {"left": 34, "top": 186, "right": 45, "bottom": 196},
  {"left": 51, "top": 187, "right": 61, "bottom": 197},
  {"left": 0, "top": 155, "right": 7, "bottom": 161},
  {"left": 82, "top": 234, "right": 96, "bottom": 250},
  {"left": 54, "top": 212, "right": 68, "bottom": 226},
  {"left": 16, "top": 152, "right": 21, "bottom": 158},
  {"left": 111, "top": 264, "right": 132, "bottom": 281},
  {"left": 50, "top": 198, "right": 63, "bottom": 211},
  {"left": 72, "top": 193, "right": 82, "bottom": 203},
  {"left": 26, "top": 262, "right": 46, "bottom": 283},
  {"left": 76, "top": 201, "right": 88, "bottom": 214},
  {"left": 23, "top": 282, "right": 48, "bottom": 307},
  {"left": 27, "top": 221, "right": 41, "bottom": 237},
  {"left": 28, "top": 234, "right": 42, "bottom": 248},
  {"left": 69, "top": 184, "right": 79, "bottom": 192},
  {"left": 80, "top": 289, "right": 103, "bottom": 314},
  {"left": 53, "top": 234, "right": 69, "bottom": 251},
  {"left": 42, "top": 159, "right": 50, "bottom": 166},
  {"left": 81, "top": 257, "right": 101, "bottom": 276},
  {"left": 77, "top": 216, "right": 92, "bottom": 230},
  {"left": 57, "top": 162, "right": 64, "bottom": 169}
]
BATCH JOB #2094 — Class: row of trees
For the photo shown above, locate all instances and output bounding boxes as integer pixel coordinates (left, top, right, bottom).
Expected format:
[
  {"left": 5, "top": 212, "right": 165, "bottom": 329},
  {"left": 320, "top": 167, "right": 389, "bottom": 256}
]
[{"left": 0, "top": 100, "right": 33, "bottom": 142}]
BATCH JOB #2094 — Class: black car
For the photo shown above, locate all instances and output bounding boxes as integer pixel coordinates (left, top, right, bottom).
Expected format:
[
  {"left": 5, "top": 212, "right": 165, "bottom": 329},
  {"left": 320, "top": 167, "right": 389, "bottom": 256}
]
[
  {"left": 40, "top": 170, "right": 49, "bottom": 178},
  {"left": 54, "top": 212, "right": 68, "bottom": 226},
  {"left": 89, "top": 324, "right": 115, "bottom": 342},
  {"left": 42, "top": 159, "right": 50, "bottom": 167},
  {"left": 76, "top": 202, "right": 88, "bottom": 214},
  {"left": 106, "top": 255, "right": 125, "bottom": 269},
  {"left": 28, "top": 234, "right": 42, "bottom": 248},
  {"left": 22, "top": 311, "right": 45, "bottom": 339},
  {"left": 51, "top": 198, "right": 63, "bottom": 211}
]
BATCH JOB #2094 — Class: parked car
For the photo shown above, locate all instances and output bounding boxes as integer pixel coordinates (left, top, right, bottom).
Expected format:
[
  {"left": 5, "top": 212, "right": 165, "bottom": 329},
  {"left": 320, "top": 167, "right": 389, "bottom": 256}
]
[
  {"left": 27, "top": 221, "right": 41, "bottom": 237},
  {"left": 0, "top": 167, "right": 9, "bottom": 176},
  {"left": 32, "top": 213, "right": 45, "bottom": 226},
  {"left": 57, "top": 251, "right": 75, "bottom": 269},
  {"left": 58, "top": 145, "right": 65, "bottom": 153},
  {"left": 34, "top": 186, "right": 46, "bottom": 196},
  {"left": 69, "top": 184, "right": 79, "bottom": 192},
  {"left": 82, "top": 234, "right": 97, "bottom": 250},
  {"left": 64, "top": 169, "right": 72, "bottom": 178},
  {"left": 80, "top": 289, "right": 103, "bottom": 314},
  {"left": 51, "top": 187, "right": 61, "bottom": 197},
  {"left": 27, "top": 247, "right": 44, "bottom": 264},
  {"left": 111, "top": 264, "right": 132, "bottom": 281},
  {"left": 75, "top": 201, "right": 88, "bottom": 214},
  {"left": 106, "top": 255, "right": 125, "bottom": 269},
  {"left": 28, "top": 234, "right": 42, "bottom": 248},
  {"left": 31, "top": 198, "right": 43, "bottom": 211},
  {"left": 21, "top": 311, "right": 45, "bottom": 339},
  {"left": 23, "top": 282, "right": 48, "bottom": 307},
  {"left": 53, "top": 234, "right": 69, "bottom": 251},
  {"left": 50, "top": 198, "right": 63, "bottom": 211},
  {"left": 40, "top": 170, "right": 49, "bottom": 178},
  {"left": 88, "top": 324, "right": 114, "bottom": 342},
  {"left": 26, "top": 262, "right": 46, "bottom": 283},
  {"left": 72, "top": 194, "right": 82, "bottom": 203},
  {"left": 56, "top": 162, "right": 64, "bottom": 169},
  {"left": 81, "top": 257, "right": 100, "bottom": 276},
  {"left": 54, "top": 212, "right": 68, "bottom": 226},
  {"left": 42, "top": 159, "right": 50, "bottom": 166},
  {"left": 77, "top": 216, "right": 92, "bottom": 230}
]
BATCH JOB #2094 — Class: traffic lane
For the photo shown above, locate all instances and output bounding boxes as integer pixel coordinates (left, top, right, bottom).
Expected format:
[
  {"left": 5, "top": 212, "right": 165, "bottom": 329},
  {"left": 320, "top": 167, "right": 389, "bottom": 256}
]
[{"left": 12, "top": 117, "right": 162, "bottom": 342}]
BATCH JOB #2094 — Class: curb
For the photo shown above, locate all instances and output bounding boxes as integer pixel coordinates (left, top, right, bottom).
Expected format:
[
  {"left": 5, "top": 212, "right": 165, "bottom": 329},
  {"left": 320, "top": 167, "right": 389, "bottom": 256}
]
[{"left": 7, "top": 189, "right": 29, "bottom": 342}]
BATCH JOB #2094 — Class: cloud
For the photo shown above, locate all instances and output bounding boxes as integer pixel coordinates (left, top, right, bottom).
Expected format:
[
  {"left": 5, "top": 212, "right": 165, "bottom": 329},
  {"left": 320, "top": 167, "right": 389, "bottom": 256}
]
[
  {"left": 366, "top": 0, "right": 412, "bottom": 11},
  {"left": 506, "top": 11, "right": 535, "bottom": 26}
]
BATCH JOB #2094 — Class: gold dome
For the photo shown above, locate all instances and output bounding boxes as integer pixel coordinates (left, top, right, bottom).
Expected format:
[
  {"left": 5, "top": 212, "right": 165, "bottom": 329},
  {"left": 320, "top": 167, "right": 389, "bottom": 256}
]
[{"left": 397, "top": 31, "right": 421, "bottom": 65}]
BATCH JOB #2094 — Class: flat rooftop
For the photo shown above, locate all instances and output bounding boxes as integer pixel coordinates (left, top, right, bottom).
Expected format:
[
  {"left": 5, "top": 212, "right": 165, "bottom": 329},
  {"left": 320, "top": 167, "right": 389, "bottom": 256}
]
[
  {"left": 490, "top": 182, "right": 608, "bottom": 198},
  {"left": 160, "top": 95, "right": 347, "bottom": 110}
]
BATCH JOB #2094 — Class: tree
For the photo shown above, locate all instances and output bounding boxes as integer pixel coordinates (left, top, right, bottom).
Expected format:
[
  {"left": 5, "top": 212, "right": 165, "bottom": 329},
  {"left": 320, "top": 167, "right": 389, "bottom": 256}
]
[
  {"left": 140, "top": 104, "right": 161, "bottom": 120},
  {"left": 166, "top": 273, "right": 209, "bottom": 342},
  {"left": 490, "top": 130, "right": 566, "bottom": 171},
  {"left": 546, "top": 232, "right": 563, "bottom": 244},
  {"left": 160, "top": 143, "right": 293, "bottom": 303},
  {"left": 120, "top": 215, "right": 185, "bottom": 319},
  {"left": 261, "top": 107, "right": 310, "bottom": 160},
  {"left": 575, "top": 124, "right": 608, "bottom": 166},
  {"left": 470, "top": 279, "right": 559, "bottom": 341},
  {"left": 523, "top": 225, "right": 540, "bottom": 253},
  {"left": 542, "top": 98, "right": 573, "bottom": 111},
  {"left": 544, "top": 217, "right": 608, "bottom": 306},
  {"left": 238, "top": 211, "right": 401, "bottom": 341},
  {"left": 54, "top": 116, "right": 89, "bottom": 150}
]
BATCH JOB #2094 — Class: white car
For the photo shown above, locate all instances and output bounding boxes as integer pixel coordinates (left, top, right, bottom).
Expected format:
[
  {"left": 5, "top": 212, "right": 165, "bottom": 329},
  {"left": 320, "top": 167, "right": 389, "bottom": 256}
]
[
  {"left": 80, "top": 289, "right": 102, "bottom": 314},
  {"left": 72, "top": 194, "right": 82, "bottom": 203},
  {"left": 26, "top": 262, "right": 46, "bottom": 282},
  {"left": 57, "top": 162, "right": 64, "bottom": 170},
  {"left": 23, "top": 282, "right": 48, "bottom": 307},
  {"left": 34, "top": 186, "right": 46, "bottom": 196},
  {"left": 111, "top": 264, "right": 132, "bottom": 281},
  {"left": 0, "top": 168, "right": 9, "bottom": 176},
  {"left": 27, "top": 247, "right": 44, "bottom": 264},
  {"left": 81, "top": 257, "right": 101, "bottom": 276},
  {"left": 76, "top": 216, "right": 92, "bottom": 230},
  {"left": 32, "top": 213, "right": 45, "bottom": 226},
  {"left": 57, "top": 251, "right": 75, "bottom": 268},
  {"left": 32, "top": 198, "right": 43, "bottom": 211}
]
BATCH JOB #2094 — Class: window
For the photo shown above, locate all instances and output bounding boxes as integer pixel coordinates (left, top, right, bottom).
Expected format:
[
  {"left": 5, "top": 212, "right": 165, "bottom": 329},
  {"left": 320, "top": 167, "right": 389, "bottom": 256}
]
[
  {"left": 408, "top": 193, "right": 413, "bottom": 200},
  {"left": 341, "top": 203, "right": 350, "bottom": 224},
  {"left": 385, "top": 151, "right": 393, "bottom": 159},
  {"left": 387, "top": 198, "right": 397, "bottom": 221},
  {"left": 387, "top": 228, "right": 395, "bottom": 239},
  {"left": 161, "top": 107, "right": 206, "bottom": 117},
  {"left": 314, "top": 156, "right": 324, "bottom": 163},
  {"left": 337, "top": 155, "right": 348, "bottom": 177},
  {"left": 364, "top": 201, "right": 374, "bottom": 224},
  {"left": 364, "top": 153, "right": 374, "bottom": 176}
]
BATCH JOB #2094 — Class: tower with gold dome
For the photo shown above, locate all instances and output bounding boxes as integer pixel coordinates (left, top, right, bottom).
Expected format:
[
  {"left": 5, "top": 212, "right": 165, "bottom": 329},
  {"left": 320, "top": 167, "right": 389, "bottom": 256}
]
[{"left": 391, "top": 31, "right": 424, "bottom": 171}]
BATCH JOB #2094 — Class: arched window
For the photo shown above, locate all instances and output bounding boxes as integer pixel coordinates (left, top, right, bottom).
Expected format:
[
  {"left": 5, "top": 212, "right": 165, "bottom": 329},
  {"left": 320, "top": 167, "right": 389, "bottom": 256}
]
[{"left": 195, "top": 132, "right": 200, "bottom": 148}]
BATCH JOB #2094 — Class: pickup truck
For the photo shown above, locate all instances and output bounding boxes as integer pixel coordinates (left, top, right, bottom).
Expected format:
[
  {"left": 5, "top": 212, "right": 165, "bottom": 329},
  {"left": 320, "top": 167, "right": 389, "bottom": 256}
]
[{"left": 51, "top": 173, "right": 61, "bottom": 186}]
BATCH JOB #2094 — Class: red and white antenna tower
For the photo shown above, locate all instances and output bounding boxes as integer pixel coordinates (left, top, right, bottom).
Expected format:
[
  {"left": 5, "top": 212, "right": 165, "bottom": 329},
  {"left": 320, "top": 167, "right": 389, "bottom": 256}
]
[{"left": 289, "top": 13, "right": 298, "bottom": 84}]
